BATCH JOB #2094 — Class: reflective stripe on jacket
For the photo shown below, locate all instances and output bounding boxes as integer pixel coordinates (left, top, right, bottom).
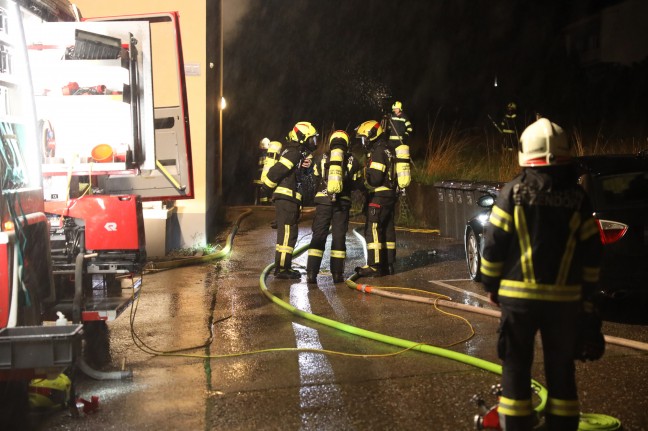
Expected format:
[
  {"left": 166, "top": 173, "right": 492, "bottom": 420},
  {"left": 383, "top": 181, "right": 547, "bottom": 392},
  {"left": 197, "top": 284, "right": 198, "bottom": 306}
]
[
  {"left": 480, "top": 167, "right": 602, "bottom": 302},
  {"left": 264, "top": 144, "right": 304, "bottom": 204}
]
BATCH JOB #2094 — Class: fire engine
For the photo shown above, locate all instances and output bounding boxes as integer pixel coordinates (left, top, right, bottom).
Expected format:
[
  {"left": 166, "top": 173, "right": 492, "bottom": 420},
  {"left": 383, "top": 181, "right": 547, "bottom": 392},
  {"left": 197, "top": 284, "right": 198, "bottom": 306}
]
[{"left": 0, "top": 0, "right": 193, "bottom": 423}]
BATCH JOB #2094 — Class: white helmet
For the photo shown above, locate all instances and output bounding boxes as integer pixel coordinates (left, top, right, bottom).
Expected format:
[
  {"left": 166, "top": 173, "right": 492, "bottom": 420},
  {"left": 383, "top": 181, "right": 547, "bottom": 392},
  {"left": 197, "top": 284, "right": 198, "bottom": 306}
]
[
  {"left": 518, "top": 118, "right": 571, "bottom": 167},
  {"left": 259, "top": 137, "right": 270, "bottom": 150}
]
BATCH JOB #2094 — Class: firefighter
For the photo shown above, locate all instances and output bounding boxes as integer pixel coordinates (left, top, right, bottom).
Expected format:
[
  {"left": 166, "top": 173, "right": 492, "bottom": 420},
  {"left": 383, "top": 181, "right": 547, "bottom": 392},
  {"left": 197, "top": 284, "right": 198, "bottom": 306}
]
[
  {"left": 385, "top": 101, "right": 413, "bottom": 273},
  {"left": 354, "top": 120, "right": 397, "bottom": 277},
  {"left": 306, "top": 130, "right": 362, "bottom": 284},
  {"left": 480, "top": 118, "right": 604, "bottom": 430},
  {"left": 262, "top": 121, "right": 318, "bottom": 279},
  {"left": 258, "top": 139, "right": 283, "bottom": 206},
  {"left": 254, "top": 137, "right": 271, "bottom": 205},
  {"left": 500, "top": 101, "right": 519, "bottom": 150},
  {"left": 388, "top": 101, "right": 413, "bottom": 146}
]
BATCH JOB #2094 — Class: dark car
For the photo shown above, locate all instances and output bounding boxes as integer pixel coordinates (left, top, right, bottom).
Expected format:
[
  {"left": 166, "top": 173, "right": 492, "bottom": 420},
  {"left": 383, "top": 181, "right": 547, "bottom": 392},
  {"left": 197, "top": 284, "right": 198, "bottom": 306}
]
[{"left": 463, "top": 154, "right": 648, "bottom": 304}]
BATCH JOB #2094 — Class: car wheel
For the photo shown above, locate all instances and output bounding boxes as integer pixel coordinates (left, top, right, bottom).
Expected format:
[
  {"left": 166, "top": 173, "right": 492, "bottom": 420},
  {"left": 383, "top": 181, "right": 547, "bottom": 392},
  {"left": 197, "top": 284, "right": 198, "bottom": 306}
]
[{"left": 466, "top": 227, "right": 481, "bottom": 281}]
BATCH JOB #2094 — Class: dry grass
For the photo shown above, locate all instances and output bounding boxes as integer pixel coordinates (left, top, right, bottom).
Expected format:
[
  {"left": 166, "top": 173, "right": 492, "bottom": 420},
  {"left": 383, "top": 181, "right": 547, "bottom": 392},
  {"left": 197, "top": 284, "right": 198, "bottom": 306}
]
[{"left": 415, "top": 119, "right": 647, "bottom": 185}]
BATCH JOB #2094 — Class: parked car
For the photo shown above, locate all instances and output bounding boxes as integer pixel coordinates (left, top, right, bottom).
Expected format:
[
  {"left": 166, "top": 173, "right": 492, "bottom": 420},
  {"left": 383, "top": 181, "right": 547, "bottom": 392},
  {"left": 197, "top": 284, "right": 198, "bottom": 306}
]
[{"left": 463, "top": 154, "right": 648, "bottom": 304}]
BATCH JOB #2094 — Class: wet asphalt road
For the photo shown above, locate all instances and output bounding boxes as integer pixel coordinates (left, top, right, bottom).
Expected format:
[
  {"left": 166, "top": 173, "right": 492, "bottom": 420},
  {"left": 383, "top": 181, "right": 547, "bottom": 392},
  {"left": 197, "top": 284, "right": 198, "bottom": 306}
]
[{"left": 38, "top": 206, "right": 648, "bottom": 430}]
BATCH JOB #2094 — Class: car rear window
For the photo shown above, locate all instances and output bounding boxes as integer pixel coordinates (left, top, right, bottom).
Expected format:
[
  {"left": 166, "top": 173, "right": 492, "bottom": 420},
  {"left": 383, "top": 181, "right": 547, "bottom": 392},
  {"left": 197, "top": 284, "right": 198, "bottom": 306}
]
[{"left": 593, "top": 172, "right": 648, "bottom": 210}]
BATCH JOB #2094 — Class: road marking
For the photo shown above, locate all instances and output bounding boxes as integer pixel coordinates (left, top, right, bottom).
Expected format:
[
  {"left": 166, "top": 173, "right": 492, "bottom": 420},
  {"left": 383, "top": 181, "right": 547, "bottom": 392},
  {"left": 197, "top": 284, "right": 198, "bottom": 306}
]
[
  {"left": 290, "top": 284, "right": 351, "bottom": 429},
  {"left": 428, "top": 279, "right": 491, "bottom": 302}
]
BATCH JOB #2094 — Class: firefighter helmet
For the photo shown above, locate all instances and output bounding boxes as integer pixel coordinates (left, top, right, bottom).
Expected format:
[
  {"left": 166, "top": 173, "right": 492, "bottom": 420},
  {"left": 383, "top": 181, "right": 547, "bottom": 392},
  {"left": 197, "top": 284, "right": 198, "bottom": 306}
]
[
  {"left": 329, "top": 130, "right": 349, "bottom": 150},
  {"left": 392, "top": 101, "right": 403, "bottom": 111},
  {"left": 259, "top": 137, "right": 270, "bottom": 150},
  {"left": 518, "top": 118, "right": 571, "bottom": 167},
  {"left": 29, "top": 373, "right": 71, "bottom": 410},
  {"left": 288, "top": 121, "right": 318, "bottom": 152},
  {"left": 355, "top": 120, "right": 384, "bottom": 151}
]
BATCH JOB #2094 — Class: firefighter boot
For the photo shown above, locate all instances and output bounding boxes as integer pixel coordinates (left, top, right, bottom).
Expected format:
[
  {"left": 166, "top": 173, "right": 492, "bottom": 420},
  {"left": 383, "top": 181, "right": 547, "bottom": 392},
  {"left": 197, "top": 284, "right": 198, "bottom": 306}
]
[
  {"left": 307, "top": 272, "right": 318, "bottom": 284},
  {"left": 382, "top": 264, "right": 395, "bottom": 276},
  {"left": 355, "top": 265, "right": 382, "bottom": 278},
  {"left": 275, "top": 268, "right": 301, "bottom": 279},
  {"left": 332, "top": 273, "right": 345, "bottom": 283}
]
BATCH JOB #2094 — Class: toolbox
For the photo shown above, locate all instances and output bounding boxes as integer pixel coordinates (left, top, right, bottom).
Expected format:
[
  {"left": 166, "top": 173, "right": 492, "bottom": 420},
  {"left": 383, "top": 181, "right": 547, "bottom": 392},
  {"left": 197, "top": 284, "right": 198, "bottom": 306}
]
[{"left": 0, "top": 325, "right": 83, "bottom": 370}]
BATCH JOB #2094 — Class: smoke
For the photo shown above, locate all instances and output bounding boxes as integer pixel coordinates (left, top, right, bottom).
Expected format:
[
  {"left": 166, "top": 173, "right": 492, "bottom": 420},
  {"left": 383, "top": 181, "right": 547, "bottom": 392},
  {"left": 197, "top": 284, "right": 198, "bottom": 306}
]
[{"left": 223, "top": 0, "right": 253, "bottom": 40}]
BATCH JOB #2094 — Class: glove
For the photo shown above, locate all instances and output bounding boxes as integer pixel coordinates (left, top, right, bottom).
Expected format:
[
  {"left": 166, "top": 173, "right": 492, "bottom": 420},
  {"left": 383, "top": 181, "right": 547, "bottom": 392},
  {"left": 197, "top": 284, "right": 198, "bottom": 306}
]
[{"left": 574, "top": 300, "right": 605, "bottom": 362}]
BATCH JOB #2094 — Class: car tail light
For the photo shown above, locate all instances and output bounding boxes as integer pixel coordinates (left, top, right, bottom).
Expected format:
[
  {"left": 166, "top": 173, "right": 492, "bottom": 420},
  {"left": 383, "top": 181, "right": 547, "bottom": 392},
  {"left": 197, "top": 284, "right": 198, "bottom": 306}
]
[{"left": 596, "top": 219, "right": 628, "bottom": 245}]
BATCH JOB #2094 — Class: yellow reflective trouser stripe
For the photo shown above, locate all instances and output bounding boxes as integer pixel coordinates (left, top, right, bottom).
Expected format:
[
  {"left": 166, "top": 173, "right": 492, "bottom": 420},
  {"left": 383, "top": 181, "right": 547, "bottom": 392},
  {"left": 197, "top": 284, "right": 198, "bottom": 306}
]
[
  {"left": 498, "top": 396, "right": 533, "bottom": 417},
  {"left": 276, "top": 245, "right": 294, "bottom": 254},
  {"left": 330, "top": 250, "right": 346, "bottom": 258},
  {"left": 308, "top": 249, "right": 323, "bottom": 257},
  {"left": 557, "top": 212, "right": 581, "bottom": 285},
  {"left": 374, "top": 186, "right": 391, "bottom": 192},
  {"left": 499, "top": 279, "right": 581, "bottom": 301},
  {"left": 489, "top": 205, "right": 513, "bottom": 233},
  {"left": 370, "top": 222, "right": 380, "bottom": 263},
  {"left": 385, "top": 242, "right": 395, "bottom": 250},
  {"left": 579, "top": 217, "right": 599, "bottom": 241},
  {"left": 547, "top": 397, "right": 579, "bottom": 417},
  {"left": 277, "top": 225, "right": 293, "bottom": 267},
  {"left": 582, "top": 266, "right": 600, "bottom": 283},
  {"left": 481, "top": 257, "right": 503, "bottom": 278},
  {"left": 370, "top": 162, "right": 386, "bottom": 172},
  {"left": 253, "top": 179, "right": 262, "bottom": 184},
  {"left": 279, "top": 157, "right": 294, "bottom": 169},
  {"left": 275, "top": 187, "right": 302, "bottom": 201},
  {"left": 389, "top": 136, "right": 402, "bottom": 140},
  {"left": 515, "top": 205, "right": 536, "bottom": 283}
]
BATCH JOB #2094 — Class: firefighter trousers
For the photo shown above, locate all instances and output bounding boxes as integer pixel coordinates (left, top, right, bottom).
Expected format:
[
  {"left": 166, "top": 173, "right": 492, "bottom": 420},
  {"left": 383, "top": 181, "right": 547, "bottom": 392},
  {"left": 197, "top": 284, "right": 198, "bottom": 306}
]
[
  {"left": 363, "top": 196, "right": 396, "bottom": 268},
  {"left": 306, "top": 203, "right": 350, "bottom": 275},
  {"left": 498, "top": 299, "right": 580, "bottom": 431},
  {"left": 274, "top": 199, "right": 300, "bottom": 271}
]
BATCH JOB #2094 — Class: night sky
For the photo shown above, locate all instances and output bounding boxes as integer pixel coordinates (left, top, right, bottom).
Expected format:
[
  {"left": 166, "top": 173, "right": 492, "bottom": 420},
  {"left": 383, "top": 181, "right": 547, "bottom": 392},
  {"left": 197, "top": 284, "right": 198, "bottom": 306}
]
[{"left": 221, "top": 0, "right": 647, "bottom": 204}]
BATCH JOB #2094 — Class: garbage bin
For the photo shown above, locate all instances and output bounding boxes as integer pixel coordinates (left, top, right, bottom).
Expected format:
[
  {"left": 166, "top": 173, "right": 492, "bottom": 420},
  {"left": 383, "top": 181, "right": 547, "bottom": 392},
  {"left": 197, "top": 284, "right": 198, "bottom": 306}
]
[
  {"left": 434, "top": 181, "right": 449, "bottom": 238},
  {"left": 453, "top": 185, "right": 466, "bottom": 241},
  {"left": 444, "top": 180, "right": 461, "bottom": 239},
  {"left": 459, "top": 181, "right": 477, "bottom": 239}
]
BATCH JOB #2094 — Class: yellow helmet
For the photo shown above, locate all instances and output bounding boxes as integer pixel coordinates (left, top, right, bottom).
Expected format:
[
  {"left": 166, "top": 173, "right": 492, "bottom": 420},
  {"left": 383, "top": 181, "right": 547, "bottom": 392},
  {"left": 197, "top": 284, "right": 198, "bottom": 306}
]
[
  {"left": 355, "top": 120, "right": 383, "bottom": 151},
  {"left": 29, "top": 373, "right": 71, "bottom": 410},
  {"left": 518, "top": 118, "right": 571, "bottom": 167},
  {"left": 356, "top": 120, "right": 383, "bottom": 141},
  {"left": 329, "top": 130, "right": 349, "bottom": 150},
  {"left": 507, "top": 102, "right": 517, "bottom": 111},
  {"left": 288, "top": 121, "right": 318, "bottom": 143},
  {"left": 392, "top": 101, "right": 403, "bottom": 111}
]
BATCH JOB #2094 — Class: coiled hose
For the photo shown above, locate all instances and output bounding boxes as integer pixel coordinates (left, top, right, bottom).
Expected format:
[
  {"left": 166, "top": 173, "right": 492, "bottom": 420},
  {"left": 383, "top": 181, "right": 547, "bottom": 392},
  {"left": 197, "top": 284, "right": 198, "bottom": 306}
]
[{"left": 260, "top": 241, "right": 621, "bottom": 430}]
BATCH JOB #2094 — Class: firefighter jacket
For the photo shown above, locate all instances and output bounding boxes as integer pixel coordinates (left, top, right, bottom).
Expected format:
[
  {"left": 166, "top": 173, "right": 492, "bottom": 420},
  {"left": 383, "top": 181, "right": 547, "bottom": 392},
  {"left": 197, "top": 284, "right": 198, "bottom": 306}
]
[
  {"left": 480, "top": 166, "right": 602, "bottom": 303},
  {"left": 388, "top": 111, "right": 413, "bottom": 145},
  {"left": 312, "top": 147, "right": 362, "bottom": 206},
  {"left": 365, "top": 137, "right": 397, "bottom": 199},
  {"left": 263, "top": 143, "right": 305, "bottom": 204},
  {"left": 500, "top": 112, "right": 518, "bottom": 136},
  {"left": 254, "top": 148, "right": 268, "bottom": 185}
]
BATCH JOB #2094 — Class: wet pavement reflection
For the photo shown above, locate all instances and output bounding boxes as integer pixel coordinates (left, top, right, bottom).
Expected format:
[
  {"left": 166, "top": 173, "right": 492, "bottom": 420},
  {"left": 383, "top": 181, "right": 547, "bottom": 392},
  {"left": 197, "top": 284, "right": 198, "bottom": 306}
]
[{"left": 37, "top": 207, "right": 648, "bottom": 430}]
